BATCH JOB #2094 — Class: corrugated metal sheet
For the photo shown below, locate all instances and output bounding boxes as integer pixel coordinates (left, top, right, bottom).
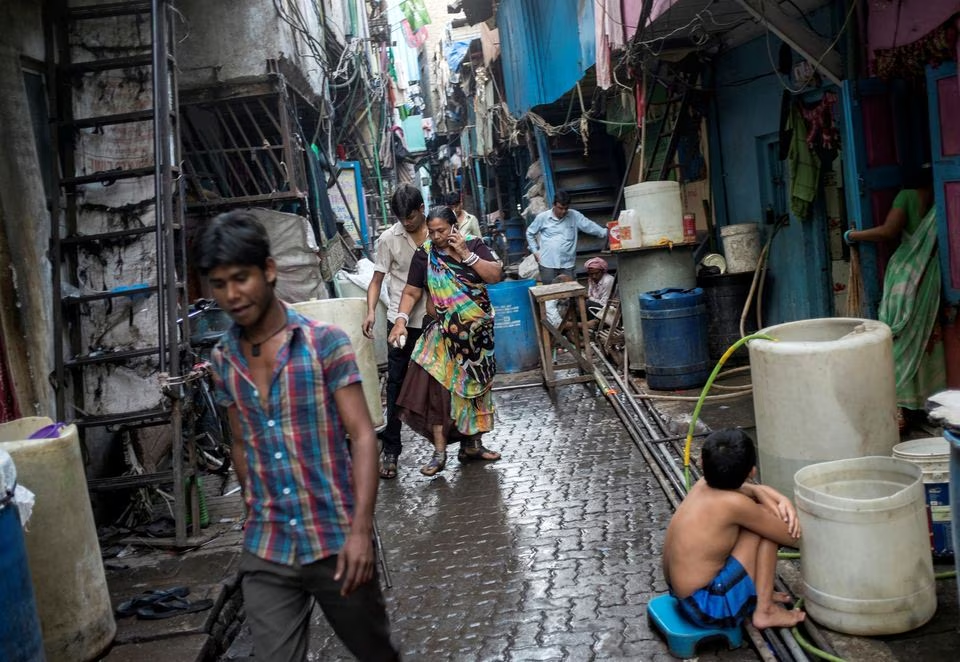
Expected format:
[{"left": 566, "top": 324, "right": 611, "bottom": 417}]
[{"left": 498, "top": 0, "right": 596, "bottom": 116}]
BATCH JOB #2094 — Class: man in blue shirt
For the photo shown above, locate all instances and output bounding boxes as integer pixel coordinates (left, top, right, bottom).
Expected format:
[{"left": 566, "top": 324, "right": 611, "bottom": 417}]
[{"left": 526, "top": 189, "right": 608, "bottom": 283}]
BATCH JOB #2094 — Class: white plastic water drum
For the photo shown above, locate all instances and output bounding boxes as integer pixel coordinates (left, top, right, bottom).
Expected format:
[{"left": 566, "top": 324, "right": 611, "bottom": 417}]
[
  {"left": 333, "top": 272, "right": 388, "bottom": 367},
  {"left": 749, "top": 318, "right": 899, "bottom": 499},
  {"left": 893, "top": 437, "right": 952, "bottom": 557},
  {"left": 291, "top": 298, "right": 384, "bottom": 427},
  {"left": 0, "top": 418, "right": 116, "bottom": 661},
  {"left": 622, "top": 181, "right": 684, "bottom": 246},
  {"left": 795, "top": 456, "right": 937, "bottom": 635},
  {"left": 720, "top": 223, "right": 761, "bottom": 273}
]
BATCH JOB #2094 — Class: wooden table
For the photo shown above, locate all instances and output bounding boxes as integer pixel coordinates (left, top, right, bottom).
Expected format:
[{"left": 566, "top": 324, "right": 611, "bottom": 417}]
[{"left": 528, "top": 282, "right": 595, "bottom": 396}]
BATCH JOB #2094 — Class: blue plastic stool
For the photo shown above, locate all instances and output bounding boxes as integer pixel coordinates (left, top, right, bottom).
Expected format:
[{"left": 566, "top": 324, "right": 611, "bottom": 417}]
[{"left": 647, "top": 594, "right": 744, "bottom": 658}]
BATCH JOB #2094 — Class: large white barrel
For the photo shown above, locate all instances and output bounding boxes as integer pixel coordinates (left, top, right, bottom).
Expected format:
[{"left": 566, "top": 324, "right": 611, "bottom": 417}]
[
  {"left": 0, "top": 418, "right": 116, "bottom": 661},
  {"left": 795, "top": 457, "right": 936, "bottom": 635},
  {"left": 748, "top": 318, "right": 898, "bottom": 498},
  {"left": 333, "top": 272, "right": 388, "bottom": 367},
  {"left": 291, "top": 298, "right": 384, "bottom": 427},
  {"left": 622, "top": 181, "right": 684, "bottom": 246}
]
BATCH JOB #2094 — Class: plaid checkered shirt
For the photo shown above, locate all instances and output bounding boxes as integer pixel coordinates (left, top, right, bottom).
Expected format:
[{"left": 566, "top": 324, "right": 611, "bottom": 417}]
[{"left": 211, "top": 305, "right": 361, "bottom": 565}]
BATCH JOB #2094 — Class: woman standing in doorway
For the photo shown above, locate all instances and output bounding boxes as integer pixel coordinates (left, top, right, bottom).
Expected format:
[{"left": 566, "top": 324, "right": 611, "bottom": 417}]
[
  {"left": 388, "top": 205, "right": 503, "bottom": 475},
  {"left": 846, "top": 166, "right": 946, "bottom": 430}
]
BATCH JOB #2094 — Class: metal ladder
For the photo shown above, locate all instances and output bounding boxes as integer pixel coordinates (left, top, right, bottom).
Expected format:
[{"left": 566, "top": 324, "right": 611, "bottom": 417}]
[
  {"left": 47, "top": 0, "right": 197, "bottom": 545},
  {"left": 642, "top": 61, "right": 701, "bottom": 182}
]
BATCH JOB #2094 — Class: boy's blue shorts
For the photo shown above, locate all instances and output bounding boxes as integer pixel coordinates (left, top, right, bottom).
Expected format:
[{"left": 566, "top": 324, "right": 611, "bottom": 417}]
[{"left": 671, "top": 556, "right": 757, "bottom": 629}]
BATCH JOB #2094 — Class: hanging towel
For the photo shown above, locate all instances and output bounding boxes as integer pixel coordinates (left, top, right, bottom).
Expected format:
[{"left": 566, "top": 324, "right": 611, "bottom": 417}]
[
  {"left": 595, "top": 0, "right": 626, "bottom": 90},
  {"left": 787, "top": 104, "right": 820, "bottom": 219}
]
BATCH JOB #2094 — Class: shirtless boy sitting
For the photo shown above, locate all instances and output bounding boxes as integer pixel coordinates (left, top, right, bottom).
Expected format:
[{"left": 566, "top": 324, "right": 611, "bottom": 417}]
[{"left": 662, "top": 429, "right": 805, "bottom": 630}]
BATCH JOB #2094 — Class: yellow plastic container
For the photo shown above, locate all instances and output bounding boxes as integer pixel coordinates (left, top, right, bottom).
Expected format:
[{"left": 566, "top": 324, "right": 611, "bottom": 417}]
[{"left": 0, "top": 417, "right": 116, "bottom": 661}]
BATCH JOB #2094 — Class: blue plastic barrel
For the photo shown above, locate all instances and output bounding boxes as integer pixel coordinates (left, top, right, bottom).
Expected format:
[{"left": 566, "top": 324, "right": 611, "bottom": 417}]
[
  {"left": 639, "top": 287, "right": 710, "bottom": 390},
  {"left": 488, "top": 279, "right": 540, "bottom": 373},
  {"left": 0, "top": 484, "right": 44, "bottom": 662},
  {"left": 504, "top": 217, "right": 526, "bottom": 258}
]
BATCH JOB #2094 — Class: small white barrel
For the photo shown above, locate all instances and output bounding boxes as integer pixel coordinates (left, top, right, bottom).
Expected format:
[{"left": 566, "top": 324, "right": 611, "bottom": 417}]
[
  {"left": 0, "top": 418, "right": 116, "bottom": 661},
  {"left": 720, "top": 223, "right": 761, "bottom": 273},
  {"left": 749, "top": 318, "right": 899, "bottom": 499},
  {"left": 291, "top": 298, "right": 384, "bottom": 427},
  {"left": 795, "top": 456, "right": 937, "bottom": 635},
  {"left": 893, "top": 437, "right": 952, "bottom": 557},
  {"left": 622, "top": 181, "right": 684, "bottom": 246}
]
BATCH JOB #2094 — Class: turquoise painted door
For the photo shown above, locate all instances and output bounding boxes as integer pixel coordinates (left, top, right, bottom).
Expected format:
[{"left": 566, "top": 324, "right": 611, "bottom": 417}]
[
  {"left": 840, "top": 80, "right": 904, "bottom": 318},
  {"left": 926, "top": 62, "right": 960, "bottom": 304}
]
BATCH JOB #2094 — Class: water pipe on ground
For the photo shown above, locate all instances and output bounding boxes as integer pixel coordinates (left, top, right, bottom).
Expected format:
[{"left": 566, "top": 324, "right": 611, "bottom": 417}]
[{"left": 789, "top": 599, "right": 848, "bottom": 662}]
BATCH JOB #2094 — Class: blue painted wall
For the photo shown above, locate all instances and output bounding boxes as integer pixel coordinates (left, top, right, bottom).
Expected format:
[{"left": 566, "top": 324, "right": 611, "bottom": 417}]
[
  {"left": 498, "top": 0, "right": 596, "bottom": 116},
  {"left": 711, "top": 25, "right": 837, "bottom": 325}
]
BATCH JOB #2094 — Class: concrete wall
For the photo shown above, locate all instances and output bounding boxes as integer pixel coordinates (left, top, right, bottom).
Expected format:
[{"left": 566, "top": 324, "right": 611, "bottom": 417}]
[
  {"left": 177, "top": 0, "right": 327, "bottom": 95},
  {"left": 0, "top": 1, "right": 55, "bottom": 416}
]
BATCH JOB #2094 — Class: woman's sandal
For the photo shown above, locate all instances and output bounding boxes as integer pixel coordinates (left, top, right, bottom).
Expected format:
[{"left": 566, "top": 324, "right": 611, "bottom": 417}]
[
  {"left": 458, "top": 444, "right": 501, "bottom": 462},
  {"left": 420, "top": 451, "right": 446, "bottom": 476}
]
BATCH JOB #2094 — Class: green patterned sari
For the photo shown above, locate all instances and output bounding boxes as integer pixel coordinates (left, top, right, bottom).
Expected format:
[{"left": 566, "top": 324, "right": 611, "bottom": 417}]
[{"left": 409, "top": 239, "right": 496, "bottom": 434}]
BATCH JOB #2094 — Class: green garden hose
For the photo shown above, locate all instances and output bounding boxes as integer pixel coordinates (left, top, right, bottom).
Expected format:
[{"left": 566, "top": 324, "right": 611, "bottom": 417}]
[{"left": 683, "top": 333, "right": 776, "bottom": 490}]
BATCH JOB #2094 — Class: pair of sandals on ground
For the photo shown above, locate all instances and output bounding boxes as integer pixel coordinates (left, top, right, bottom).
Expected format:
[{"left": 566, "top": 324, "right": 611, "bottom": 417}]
[
  {"left": 115, "top": 586, "right": 213, "bottom": 620},
  {"left": 380, "top": 433, "right": 500, "bottom": 479}
]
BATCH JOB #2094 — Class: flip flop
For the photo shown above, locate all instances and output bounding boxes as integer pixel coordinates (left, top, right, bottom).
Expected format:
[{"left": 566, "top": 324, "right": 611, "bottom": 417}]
[
  {"left": 136, "top": 595, "right": 214, "bottom": 620},
  {"left": 116, "top": 587, "right": 190, "bottom": 618}
]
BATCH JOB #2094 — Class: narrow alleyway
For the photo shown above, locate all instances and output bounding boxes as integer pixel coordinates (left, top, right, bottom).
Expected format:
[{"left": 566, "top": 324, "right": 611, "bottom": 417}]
[{"left": 224, "top": 382, "right": 757, "bottom": 661}]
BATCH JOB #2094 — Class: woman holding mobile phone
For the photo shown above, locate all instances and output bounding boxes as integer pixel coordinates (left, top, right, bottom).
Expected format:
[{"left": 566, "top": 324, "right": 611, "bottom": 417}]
[{"left": 388, "top": 205, "right": 503, "bottom": 475}]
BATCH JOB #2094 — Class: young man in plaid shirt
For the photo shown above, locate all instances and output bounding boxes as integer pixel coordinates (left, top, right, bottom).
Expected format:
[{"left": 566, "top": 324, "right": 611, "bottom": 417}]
[{"left": 197, "top": 211, "right": 399, "bottom": 661}]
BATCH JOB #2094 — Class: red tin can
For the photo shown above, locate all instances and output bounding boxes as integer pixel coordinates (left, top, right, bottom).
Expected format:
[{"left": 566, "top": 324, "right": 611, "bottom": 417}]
[{"left": 682, "top": 213, "right": 696, "bottom": 242}]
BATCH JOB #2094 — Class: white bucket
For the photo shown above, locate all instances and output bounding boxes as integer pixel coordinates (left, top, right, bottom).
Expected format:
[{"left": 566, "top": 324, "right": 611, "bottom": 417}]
[
  {"left": 720, "top": 223, "right": 761, "bottom": 273},
  {"left": 795, "top": 456, "right": 937, "bottom": 635},
  {"left": 622, "top": 181, "right": 684, "bottom": 246},
  {"left": 893, "top": 437, "right": 952, "bottom": 557}
]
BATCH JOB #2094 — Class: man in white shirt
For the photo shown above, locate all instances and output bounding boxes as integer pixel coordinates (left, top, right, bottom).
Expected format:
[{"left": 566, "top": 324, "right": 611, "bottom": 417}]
[
  {"left": 526, "top": 189, "right": 608, "bottom": 283},
  {"left": 363, "top": 185, "right": 428, "bottom": 479},
  {"left": 445, "top": 190, "right": 482, "bottom": 238}
]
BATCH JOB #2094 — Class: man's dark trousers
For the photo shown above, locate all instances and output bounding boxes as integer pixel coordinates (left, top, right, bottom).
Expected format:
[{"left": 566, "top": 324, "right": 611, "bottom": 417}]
[{"left": 380, "top": 321, "right": 423, "bottom": 458}]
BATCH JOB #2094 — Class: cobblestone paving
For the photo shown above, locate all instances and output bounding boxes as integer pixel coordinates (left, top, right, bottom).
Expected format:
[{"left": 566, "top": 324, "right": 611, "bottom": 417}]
[{"left": 230, "top": 384, "right": 758, "bottom": 660}]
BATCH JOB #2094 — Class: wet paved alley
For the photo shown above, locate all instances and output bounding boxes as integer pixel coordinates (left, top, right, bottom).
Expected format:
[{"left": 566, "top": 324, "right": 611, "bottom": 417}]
[{"left": 225, "top": 381, "right": 757, "bottom": 661}]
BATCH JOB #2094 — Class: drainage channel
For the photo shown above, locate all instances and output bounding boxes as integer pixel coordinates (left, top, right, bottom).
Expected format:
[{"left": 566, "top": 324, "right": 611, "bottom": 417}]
[{"left": 590, "top": 343, "right": 838, "bottom": 662}]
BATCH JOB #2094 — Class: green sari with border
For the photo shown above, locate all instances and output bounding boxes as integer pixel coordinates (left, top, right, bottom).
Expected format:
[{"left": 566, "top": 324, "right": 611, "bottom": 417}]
[{"left": 878, "top": 201, "right": 946, "bottom": 410}]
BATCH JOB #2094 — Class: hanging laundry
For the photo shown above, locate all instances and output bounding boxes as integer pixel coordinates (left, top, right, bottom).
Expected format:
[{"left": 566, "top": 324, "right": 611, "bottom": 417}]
[
  {"left": 400, "top": 0, "right": 431, "bottom": 32},
  {"left": 787, "top": 104, "right": 820, "bottom": 220},
  {"left": 800, "top": 91, "right": 840, "bottom": 152},
  {"left": 595, "top": 0, "right": 626, "bottom": 90}
]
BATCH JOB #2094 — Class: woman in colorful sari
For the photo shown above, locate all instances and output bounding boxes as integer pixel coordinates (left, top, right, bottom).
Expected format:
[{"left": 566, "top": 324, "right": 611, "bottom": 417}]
[
  {"left": 388, "top": 205, "right": 503, "bottom": 475},
  {"left": 845, "top": 166, "right": 946, "bottom": 430}
]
